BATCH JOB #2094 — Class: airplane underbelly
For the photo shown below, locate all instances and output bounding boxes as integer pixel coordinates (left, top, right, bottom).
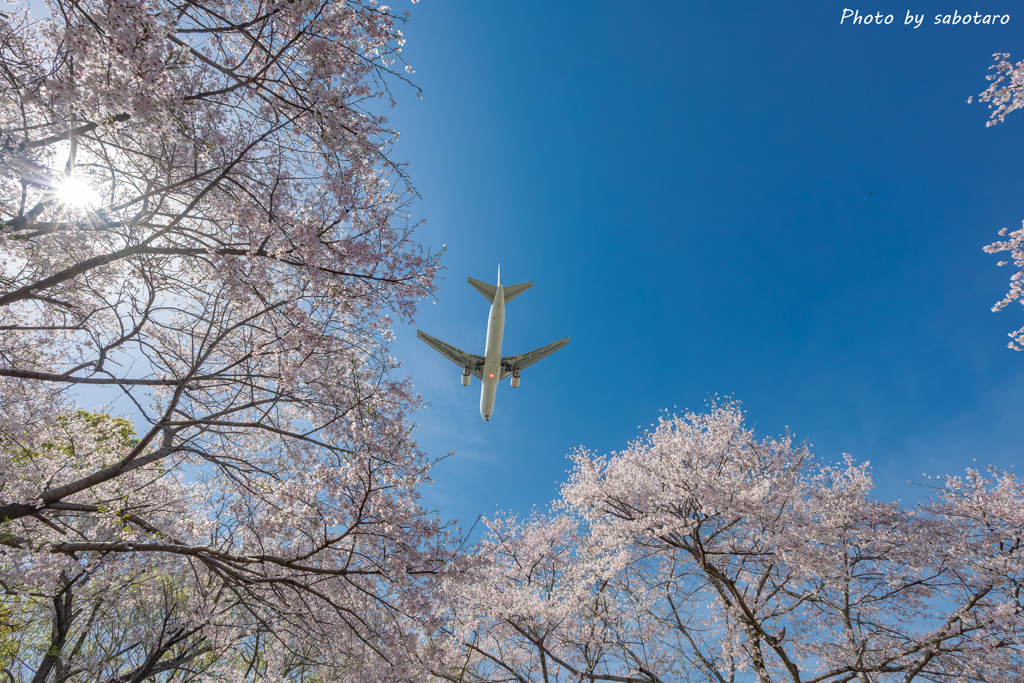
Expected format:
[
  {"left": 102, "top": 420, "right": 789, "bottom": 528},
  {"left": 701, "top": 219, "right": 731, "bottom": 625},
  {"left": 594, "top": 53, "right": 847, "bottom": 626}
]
[{"left": 480, "top": 377, "right": 498, "bottom": 421}]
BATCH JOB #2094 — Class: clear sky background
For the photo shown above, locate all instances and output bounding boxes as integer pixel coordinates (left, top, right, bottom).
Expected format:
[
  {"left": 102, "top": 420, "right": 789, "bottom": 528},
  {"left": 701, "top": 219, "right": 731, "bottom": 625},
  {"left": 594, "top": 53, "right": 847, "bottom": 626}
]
[{"left": 382, "top": 1, "right": 1024, "bottom": 532}]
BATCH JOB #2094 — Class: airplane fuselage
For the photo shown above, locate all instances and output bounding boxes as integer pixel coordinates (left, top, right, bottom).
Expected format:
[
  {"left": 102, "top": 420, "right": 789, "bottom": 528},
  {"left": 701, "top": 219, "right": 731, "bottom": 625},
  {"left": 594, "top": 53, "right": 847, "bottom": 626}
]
[{"left": 480, "top": 283, "right": 505, "bottom": 421}]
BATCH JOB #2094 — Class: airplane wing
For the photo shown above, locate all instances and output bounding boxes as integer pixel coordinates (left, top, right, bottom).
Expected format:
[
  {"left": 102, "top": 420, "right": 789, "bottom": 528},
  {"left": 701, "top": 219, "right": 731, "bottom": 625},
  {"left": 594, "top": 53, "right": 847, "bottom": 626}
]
[
  {"left": 417, "top": 330, "right": 485, "bottom": 379},
  {"left": 499, "top": 338, "right": 569, "bottom": 380}
]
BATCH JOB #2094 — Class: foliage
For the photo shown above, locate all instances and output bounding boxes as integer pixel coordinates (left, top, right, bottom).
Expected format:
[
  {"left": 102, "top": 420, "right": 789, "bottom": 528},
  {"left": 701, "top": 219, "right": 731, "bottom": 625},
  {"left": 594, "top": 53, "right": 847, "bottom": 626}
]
[
  {"left": 0, "top": 0, "right": 456, "bottom": 680},
  {"left": 433, "top": 403, "right": 1024, "bottom": 683},
  {"left": 974, "top": 53, "right": 1024, "bottom": 349}
]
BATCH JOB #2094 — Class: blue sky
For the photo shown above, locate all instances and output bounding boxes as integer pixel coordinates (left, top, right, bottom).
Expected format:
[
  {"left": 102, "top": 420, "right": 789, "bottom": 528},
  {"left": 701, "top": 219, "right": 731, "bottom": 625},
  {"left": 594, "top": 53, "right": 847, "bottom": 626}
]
[{"left": 383, "top": 1, "right": 1024, "bottom": 530}]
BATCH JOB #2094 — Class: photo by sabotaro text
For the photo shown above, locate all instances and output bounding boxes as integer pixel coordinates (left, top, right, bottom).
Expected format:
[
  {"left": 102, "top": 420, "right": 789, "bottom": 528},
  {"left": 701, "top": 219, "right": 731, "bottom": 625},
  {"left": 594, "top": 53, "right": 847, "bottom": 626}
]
[{"left": 840, "top": 9, "right": 1010, "bottom": 27}]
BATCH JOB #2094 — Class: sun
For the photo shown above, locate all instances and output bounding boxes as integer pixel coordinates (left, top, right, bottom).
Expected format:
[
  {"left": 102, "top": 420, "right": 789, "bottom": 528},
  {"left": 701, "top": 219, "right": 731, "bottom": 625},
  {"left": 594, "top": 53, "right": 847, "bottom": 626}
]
[{"left": 56, "top": 175, "right": 99, "bottom": 209}]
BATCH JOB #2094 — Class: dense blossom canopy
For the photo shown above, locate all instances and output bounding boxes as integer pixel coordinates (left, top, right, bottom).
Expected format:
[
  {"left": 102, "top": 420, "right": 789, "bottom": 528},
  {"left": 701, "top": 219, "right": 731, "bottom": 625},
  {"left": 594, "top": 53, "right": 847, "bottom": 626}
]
[
  {"left": 431, "top": 403, "right": 1024, "bottom": 683},
  {"left": 0, "top": 0, "right": 454, "bottom": 680}
]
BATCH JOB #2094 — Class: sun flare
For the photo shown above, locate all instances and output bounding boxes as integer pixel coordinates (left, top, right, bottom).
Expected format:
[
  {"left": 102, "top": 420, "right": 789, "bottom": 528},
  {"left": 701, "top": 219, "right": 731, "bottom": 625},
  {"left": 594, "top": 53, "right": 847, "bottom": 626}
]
[{"left": 56, "top": 175, "right": 99, "bottom": 209}]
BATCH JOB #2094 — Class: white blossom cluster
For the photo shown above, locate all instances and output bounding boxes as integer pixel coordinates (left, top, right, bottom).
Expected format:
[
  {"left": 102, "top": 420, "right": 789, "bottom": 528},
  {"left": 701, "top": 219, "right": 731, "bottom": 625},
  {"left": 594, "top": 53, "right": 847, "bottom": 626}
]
[
  {"left": 0, "top": 0, "right": 458, "bottom": 680},
  {"left": 428, "top": 403, "right": 1024, "bottom": 683}
]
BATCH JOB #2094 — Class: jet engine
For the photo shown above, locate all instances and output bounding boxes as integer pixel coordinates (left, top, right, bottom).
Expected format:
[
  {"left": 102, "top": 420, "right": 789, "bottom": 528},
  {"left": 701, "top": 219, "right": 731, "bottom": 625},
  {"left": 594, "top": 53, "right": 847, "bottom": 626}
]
[
  {"left": 461, "top": 368, "right": 471, "bottom": 386},
  {"left": 510, "top": 370, "right": 520, "bottom": 388}
]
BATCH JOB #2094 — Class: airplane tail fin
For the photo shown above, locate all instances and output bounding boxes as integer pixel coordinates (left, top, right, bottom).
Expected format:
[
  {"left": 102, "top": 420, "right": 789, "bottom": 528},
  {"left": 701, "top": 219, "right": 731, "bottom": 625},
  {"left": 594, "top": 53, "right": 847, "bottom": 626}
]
[
  {"left": 467, "top": 277, "right": 497, "bottom": 301},
  {"left": 468, "top": 277, "right": 533, "bottom": 303},
  {"left": 502, "top": 281, "right": 533, "bottom": 303}
]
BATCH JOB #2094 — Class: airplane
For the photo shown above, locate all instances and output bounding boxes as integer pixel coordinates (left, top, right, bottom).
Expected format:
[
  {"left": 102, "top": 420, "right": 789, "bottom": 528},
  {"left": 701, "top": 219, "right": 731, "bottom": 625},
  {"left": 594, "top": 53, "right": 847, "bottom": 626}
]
[{"left": 417, "top": 267, "right": 568, "bottom": 421}]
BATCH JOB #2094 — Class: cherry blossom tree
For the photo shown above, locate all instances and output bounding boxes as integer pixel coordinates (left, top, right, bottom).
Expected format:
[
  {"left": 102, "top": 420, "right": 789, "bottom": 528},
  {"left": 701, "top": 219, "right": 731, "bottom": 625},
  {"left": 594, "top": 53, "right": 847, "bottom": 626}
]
[
  {"left": 437, "top": 403, "right": 1024, "bottom": 683},
  {"left": 0, "top": 0, "right": 458, "bottom": 680},
  {"left": 974, "top": 54, "right": 1024, "bottom": 349},
  {"left": 426, "top": 511, "right": 641, "bottom": 683}
]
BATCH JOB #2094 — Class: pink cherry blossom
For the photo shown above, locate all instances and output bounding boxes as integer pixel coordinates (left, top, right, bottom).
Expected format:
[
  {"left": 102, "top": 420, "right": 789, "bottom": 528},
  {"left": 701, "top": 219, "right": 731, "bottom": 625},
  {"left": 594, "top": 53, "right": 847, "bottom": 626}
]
[
  {"left": 1, "top": 0, "right": 458, "bottom": 680},
  {"left": 974, "top": 54, "right": 1024, "bottom": 349},
  {"left": 437, "top": 402, "right": 1024, "bottom": 682}
]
